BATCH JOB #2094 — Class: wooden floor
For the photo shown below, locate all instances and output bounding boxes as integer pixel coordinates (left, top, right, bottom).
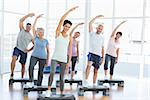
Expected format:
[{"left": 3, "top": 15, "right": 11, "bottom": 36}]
[{"left": 0, "top": 71, "right": 150, "bottom": 100}]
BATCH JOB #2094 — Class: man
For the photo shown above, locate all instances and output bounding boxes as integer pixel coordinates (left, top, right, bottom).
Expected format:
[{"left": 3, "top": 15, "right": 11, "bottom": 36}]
[
  {"left": 85, "top": 15, "right": 104, "bottom": 86},
  {"left": 10, "top": 13, "right": 34, "bottom": 79}
]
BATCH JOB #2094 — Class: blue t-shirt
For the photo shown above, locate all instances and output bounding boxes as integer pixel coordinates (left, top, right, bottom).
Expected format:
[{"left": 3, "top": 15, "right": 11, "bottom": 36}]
[{"left": 32, "top": 36, "right": 49, "bottom": 59}]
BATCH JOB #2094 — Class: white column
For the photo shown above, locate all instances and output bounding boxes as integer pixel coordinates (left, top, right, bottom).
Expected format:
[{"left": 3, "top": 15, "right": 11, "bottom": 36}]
[
  {"left": 0, "top": 0, "right": 4, "bottom": 75},
  {"left": 83, "top": 0, "right": 91, "bottom": 79},
  {"left": 139, "top": 0, "right": 146, "bottom": 79}
]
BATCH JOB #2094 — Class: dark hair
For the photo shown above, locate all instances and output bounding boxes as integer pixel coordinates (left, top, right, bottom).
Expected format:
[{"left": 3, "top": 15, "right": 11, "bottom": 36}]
[
  {"left": 63, "top": 20, "right": 72, "bottom": 26},
  {"left": 116, "top": 32, "right": 122, "bottom": 36},
  {"left": 26, "top": 23, "right": 31, "bottom": 26},
  {"left": 76, "top": 32, "right": 80, "bottom": 34}
]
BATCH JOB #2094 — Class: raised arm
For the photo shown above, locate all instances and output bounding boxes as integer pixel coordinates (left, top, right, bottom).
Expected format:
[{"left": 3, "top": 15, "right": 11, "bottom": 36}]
[
  {"left": 89, "top": 15, "right": 104, "bottom": 33},
  {"left": 55, "top": 6, "right": 78, "bottom": 37},
  {"left": 69, "top": 22, "right": 84, "bottom": 36},
  {"left": 19, "top": 13, "right": 35, "bottom": 31},
  {"left": 32, "top": 14, "right": 43, "bottom": 37},
  {"left": 111, "top": 20, "right": 127, "bottom": 37}
]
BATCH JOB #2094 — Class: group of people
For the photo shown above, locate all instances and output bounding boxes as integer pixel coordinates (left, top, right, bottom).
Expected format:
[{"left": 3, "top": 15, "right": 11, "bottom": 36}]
[{"left": 9, "top": 6, "right": 126, "bottom": 97}]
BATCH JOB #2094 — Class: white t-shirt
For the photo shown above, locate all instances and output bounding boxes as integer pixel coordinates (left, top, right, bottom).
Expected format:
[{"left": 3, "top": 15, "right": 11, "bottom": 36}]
[
  {"left": 52, "top": 33, "right": 69, "bottom": 63},
  {"left": 89, "top": 32, "right": 104, "bottom": 56},
  {"left": 106, "top": 37, "right": 120, "bottom": 57}
]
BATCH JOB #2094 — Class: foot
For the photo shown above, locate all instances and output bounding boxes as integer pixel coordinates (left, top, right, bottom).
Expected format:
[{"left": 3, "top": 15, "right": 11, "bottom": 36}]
[
  {"left": 44, "top": 90, "right": 51, "bottom": 97},
  {"left": 104, "top": 76, "right": 108, "bottom": 80},
  {"left": 10, "top": 73, "right": 14, "bottom": 79},
  {"left": 93, "top": 83, "right": 97, "bottom": 87}
]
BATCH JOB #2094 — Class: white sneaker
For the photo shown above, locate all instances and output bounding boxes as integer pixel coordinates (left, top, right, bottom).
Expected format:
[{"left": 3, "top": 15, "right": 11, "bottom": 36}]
[
  {"left": 44, "top": 90, "right": 51, "bottom": 97},
  {"left": 103, "top": 83, "right": 110, "bottom": 88},
  {"left": 93, "top": 83, "right": 97, "bottom": 87},
  {"left": 104, "top": 76, "right": 108, "bottom": 80}
]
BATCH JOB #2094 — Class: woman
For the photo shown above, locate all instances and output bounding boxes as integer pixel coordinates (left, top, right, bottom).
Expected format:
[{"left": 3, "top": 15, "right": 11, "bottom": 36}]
[
  {"left": 104, "top": 21, "right": 126, "bottom": 80},
  {"left": 45, "top": 6, "right": 78, "bottom": 97},
  {"left": 67, "top": 22, "right": 84, "bottom": 80},
  {"left": 28, "top": 14, "right": 50, "bottom": 86}
]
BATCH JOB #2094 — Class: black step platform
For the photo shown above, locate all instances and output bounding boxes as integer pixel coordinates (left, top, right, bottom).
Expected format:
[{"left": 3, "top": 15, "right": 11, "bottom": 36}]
[
  {"left": 9, "top": 78, "right": 37, "bottom": 85},
  {"left": 56, "top": 79, "right": 82, "bottom": 87},
  {"left": 97, "top": 79, "right": 124, "bottom": 87},
  {"left": 78, "top": 86, "right": 109, "bottom": 96},
  {"left": 23, "top": 86, "right": 56, "bottom": 96},
  {"left": 37, "top": 94, "right": 76, "bottom": 100}
]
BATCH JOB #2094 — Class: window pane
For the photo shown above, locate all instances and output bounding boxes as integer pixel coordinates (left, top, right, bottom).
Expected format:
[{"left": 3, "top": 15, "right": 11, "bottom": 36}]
[
  {"left": 144, "top": 18, "right": 150, "bottom": 41},
  {"left": 49, "top": 0, "right": 66, "bottom": 19},
  {"left": 0, "top": 0, "right": 2, "bottom": 10},
  {"left": 91, "top": 0, "right": 113, "bottom": 17},
  {"left": 4, "top": 0, "right": 28, "bottom": 13},
  {"left": 67, "top": 0, "right": 85, "bottom": 18},
  {"left": 115, "top": 0, "right": 143, "bottom": 17},
  {"left": 4, "top": 13, "right": 22, "bottom": 35},
  {"left": 30, "top": 0, "right": 47, "bottom": 15},
  {"left": 143, "top": 18, "right": 150, "bottom": 56},
  {"left": 146, "top": 0, "right": 150, "bottom": 16}
]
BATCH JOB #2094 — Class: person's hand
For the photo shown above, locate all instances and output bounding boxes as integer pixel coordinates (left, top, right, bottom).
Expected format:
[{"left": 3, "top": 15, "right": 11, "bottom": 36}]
[
  {"left": 28, "top": 13, "right": 35, "bottom": 17},
  {"left": 45, "top": 60, "right": 49, "bottom": 67},
  {"left": 37, "top": 14, "right": 43, "bottom": 19},
  {"left": 24, "top": 49, "right": 29, "bottom": 53},
  {"left": 115, "top": 58, "right": 118, "bottom": 64},
  {"left": 69, "top": 6, "right": 79, "bottom": 12},
  {"left": 78, "top": 22, "right": 84, "bottom": 26},
  {"left": 95, "top": 15, "right": 104, "bottom": 19}
]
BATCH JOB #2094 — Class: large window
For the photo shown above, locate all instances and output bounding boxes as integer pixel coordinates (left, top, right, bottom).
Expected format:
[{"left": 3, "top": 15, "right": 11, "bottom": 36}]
[
  {"left": 67, "top": 0, "right": 85, "bottom": 19},
  {"left": 146, "top": 0, "right": 150, "bottom": 16},
  {"left": 29, "top": 0, "right": 47, "bottom": 15},
  {"left": 49, "top": 0, "right": 66, "bottom": 19},
  {"left": 115, "top": 0, "right": 143, "bottom": 17},
  {"left": 91, "top": 0, "right": 113, "bottom": 17},
  {"left": 4, "top": 0, "right": 28, "bottom": 13}
]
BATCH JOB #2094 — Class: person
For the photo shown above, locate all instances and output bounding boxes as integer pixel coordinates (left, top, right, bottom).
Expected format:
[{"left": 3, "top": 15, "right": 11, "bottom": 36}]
[
  {"left": 45, "top": 6, "right": 78, "bottom": 97},
  {"left": 85, "top": 15, "right": 105, "bottom": 86},
  {"left": 28, "top": 14, "right": 50, "bottom": 87},
  {"left": 104, "top": 21, "right": 127, "bottom": 80},
  {"left": 10, "top": 13, "right": 34, "bottom": 79},
  {"left": 67, "top": 22, "right": 84, "bottom": 80}
]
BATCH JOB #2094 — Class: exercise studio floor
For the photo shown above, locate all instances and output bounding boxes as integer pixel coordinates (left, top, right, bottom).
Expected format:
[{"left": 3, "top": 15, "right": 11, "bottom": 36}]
[{"left": 0, "top": 71, "right": 149, "bottom": 100}]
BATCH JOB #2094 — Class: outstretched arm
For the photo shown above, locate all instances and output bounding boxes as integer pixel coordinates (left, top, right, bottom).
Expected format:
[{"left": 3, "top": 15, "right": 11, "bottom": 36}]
[
  {"left": 19, "top": 13, "right": 35, "bottom": 31},
  {"left": 89, "top": 15, "right": 104, "bottom": 33},
  {"left": 55, "top": 6, "right": 78, "bottom": 38},
  {"left": 111, "top": 20, "right": 127, "bottom": 37},
  {"left": 69, "top": 22, "right": 84, "bottom": 36},
  {"left": 32, "top": 14, "right": 43, "bottom": 37}
]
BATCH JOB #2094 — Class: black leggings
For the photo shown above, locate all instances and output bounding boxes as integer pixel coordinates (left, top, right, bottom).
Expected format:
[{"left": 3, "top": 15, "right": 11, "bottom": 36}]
[
  {"left": 104, "top": 54, "right": 116, "bottom": 75},
  {"left": 71, "top": 56, "right": 78, "bottom": 71}
]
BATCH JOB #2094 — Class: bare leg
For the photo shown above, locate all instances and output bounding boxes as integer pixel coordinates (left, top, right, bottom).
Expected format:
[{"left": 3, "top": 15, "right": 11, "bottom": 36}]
[
  {"left": 10, "top": 56, "right": 17, "bottom": 79},
  {"left": 21, "top": 64, "right": 25, "bottom": 78},
  {"left": 93, "top": 68, "right": 98, "bottom": 84},
  {"left": 85, "top": 62, "right": 92, "bottom": 80}
]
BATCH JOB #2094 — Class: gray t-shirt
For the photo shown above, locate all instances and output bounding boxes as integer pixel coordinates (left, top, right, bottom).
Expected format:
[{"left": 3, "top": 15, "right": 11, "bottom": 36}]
[{"left": 16, "top": 29, "right": 33, "bottom": 53}]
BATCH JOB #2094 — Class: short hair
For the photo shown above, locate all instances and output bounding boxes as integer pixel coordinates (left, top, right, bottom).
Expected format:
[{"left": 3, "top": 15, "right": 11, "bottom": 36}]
[
  {"left": 26, "top": 23, "right": 31, "bottom": 26},
  {"left": 63, "top": 20, "right": 72, "bottom": 26},
  {"left": 75, "top": 31, "right": 80, "bottom": 34},
  {"left": 36, "top": 27, "right": 44, "bottom": 34},
  {"left": 116, "top": 32, "right": 122, "bottom": 36}
]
